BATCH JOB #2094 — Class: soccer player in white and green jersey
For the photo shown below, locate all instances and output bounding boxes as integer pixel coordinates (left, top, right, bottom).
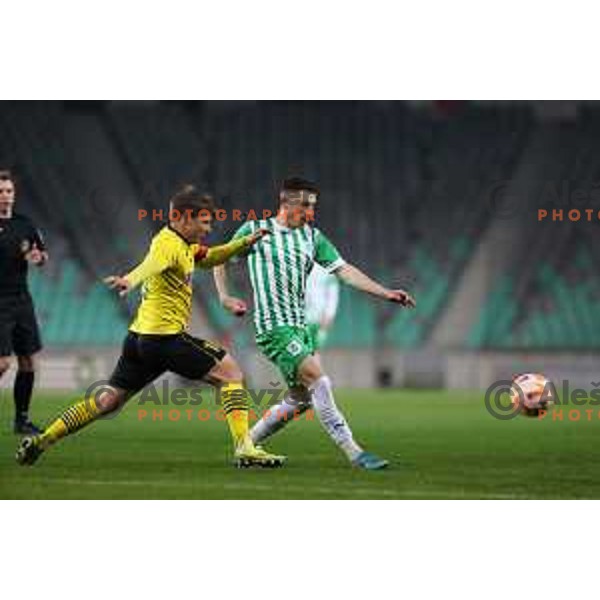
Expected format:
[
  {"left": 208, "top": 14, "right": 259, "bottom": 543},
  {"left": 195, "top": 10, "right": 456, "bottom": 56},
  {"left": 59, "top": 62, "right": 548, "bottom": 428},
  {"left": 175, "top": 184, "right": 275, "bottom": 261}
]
[{"left": 214, "top": 177, "right": 415, "bottom": 470}]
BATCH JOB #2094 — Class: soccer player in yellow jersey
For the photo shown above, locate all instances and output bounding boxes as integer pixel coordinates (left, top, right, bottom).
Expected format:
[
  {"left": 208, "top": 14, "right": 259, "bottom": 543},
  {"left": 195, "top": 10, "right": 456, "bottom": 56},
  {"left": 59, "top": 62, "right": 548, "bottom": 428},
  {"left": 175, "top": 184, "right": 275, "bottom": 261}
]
[{"left": 16, "top": 187, "right": 285, "bottom": 468}]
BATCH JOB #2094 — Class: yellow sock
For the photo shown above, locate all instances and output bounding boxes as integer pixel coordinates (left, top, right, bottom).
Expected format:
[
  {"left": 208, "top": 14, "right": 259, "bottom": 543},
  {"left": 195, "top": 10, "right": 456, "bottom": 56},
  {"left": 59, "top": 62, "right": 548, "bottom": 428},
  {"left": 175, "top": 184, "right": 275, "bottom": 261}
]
[
  {"left": 220, "top": 381, "right": 251, "bottom": 449},
  {"left": 40, "top": 398, "right": 101, "bottom": 449}
]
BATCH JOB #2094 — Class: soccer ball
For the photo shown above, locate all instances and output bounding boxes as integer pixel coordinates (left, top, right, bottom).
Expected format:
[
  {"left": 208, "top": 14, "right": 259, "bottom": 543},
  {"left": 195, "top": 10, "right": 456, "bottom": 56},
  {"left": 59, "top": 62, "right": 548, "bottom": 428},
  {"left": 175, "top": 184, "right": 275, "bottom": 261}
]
[{"left": 510, "top": 373, "right": 553, "bottom": 417}]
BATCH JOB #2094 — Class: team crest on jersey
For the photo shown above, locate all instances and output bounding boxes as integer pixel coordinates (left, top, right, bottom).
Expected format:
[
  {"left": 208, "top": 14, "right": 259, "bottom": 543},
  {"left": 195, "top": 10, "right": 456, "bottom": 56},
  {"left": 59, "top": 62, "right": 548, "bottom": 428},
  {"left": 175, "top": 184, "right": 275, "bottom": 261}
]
[
  {"left": 20, "top": 240, "right": 31, "bottom": 253},
  {"left": 286, "top": 339, "right": 303, "bottom": 357}
]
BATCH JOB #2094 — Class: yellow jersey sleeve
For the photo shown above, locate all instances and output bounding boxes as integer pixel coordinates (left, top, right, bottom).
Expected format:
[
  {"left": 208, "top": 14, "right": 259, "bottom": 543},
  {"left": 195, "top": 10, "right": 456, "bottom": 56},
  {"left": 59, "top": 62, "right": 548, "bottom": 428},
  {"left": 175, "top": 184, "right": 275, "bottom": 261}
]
[
  {"left": 126, "top": 234, "right": 177, "bottom": 288},
  {"left": 195, "top": 235, "right": 251, "bottom": 269}
]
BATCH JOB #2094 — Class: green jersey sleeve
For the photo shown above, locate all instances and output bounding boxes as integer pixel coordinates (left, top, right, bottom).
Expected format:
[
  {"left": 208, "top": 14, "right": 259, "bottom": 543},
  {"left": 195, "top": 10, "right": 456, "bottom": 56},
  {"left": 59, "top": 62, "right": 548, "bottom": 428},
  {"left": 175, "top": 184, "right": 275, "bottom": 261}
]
[{"left": 313, "top": 228, "right": 346, "bottom": 273}]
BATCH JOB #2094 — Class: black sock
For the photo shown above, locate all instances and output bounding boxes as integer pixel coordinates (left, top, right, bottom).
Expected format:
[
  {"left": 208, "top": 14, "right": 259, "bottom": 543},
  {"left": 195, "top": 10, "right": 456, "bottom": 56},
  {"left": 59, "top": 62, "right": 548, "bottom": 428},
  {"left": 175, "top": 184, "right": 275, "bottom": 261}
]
[{"left": 14, "top": 371, "right": 35, "bottom": 422}]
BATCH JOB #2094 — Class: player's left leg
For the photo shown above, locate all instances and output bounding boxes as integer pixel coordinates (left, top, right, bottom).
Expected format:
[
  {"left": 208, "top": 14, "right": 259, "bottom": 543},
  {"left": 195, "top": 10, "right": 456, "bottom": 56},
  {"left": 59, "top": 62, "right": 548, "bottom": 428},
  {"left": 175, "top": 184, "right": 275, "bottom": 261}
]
[
  {"left": 297, "top": 354, "right": 363, "bottom": 462},
  {"left": 298, "top": 356, "right": 388, "bottom": 470},
  {"left": 16, "top": 385, "right": 129, "bottom": 466},
  {"left": 16, "top": 331, "right": 163, "bottom": 466}
]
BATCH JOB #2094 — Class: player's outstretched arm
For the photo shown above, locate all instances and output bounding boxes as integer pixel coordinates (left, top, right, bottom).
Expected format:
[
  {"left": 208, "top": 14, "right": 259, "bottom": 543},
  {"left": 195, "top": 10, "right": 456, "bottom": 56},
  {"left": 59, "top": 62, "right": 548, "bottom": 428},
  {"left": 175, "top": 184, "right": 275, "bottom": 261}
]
[
  {"left": 335, "top": 263, "right": 416, "bottom": 307},
  {"left": 213, "top": 264, "right": 248, "bottom": 316},
  {"left": 197, "top": 228, "right": 270, "bottom": 269},
  {"left": 104, "top": 240, "right": 172, "bottom": 296}
]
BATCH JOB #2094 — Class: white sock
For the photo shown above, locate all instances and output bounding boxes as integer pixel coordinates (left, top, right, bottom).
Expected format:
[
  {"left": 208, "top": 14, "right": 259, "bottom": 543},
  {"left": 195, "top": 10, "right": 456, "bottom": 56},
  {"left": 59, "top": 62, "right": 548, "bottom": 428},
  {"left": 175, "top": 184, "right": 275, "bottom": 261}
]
[
  {"left": 310, "top": 375, "right": 362, "bottom": 461},
  {"left": 250, "top": 397, "right": 310, "bottom": 444}
]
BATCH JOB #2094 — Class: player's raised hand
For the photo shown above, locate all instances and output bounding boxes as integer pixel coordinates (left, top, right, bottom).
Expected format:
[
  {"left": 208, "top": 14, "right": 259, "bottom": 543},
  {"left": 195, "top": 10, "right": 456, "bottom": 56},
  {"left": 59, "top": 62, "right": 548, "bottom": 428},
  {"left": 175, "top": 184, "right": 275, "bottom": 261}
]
[
  {"left": 386, "top": 289, "right": 416, "bottom": 308},
  {"left": 221, "top": 295, "right": 248, "bottom": 316},
  {"left": 247, "top": 228, "right": 271, "bottom": 246},
  {"left": 104, "top": 275, "right": 132, "bottom": 297}
]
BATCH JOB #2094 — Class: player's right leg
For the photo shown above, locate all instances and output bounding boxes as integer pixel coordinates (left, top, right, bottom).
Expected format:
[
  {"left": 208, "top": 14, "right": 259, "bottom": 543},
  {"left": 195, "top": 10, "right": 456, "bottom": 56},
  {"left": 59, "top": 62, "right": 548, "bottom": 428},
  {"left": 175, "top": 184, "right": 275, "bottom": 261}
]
[
  {"left": 167, "top": 333, "right": 285, "bottom": 468},
  {"left": 204, "top": 352, "right": 286, "bottom": 468},
  {"left": 250, "top": 384, "right": 312, "bottom": 444}
]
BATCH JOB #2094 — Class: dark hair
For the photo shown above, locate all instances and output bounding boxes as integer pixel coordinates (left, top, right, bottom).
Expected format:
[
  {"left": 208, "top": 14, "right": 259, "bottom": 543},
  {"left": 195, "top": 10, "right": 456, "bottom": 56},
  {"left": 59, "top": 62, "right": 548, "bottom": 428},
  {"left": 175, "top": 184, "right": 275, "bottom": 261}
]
[
  {"left": 0, "top": 169, "right": 15, "bottom": 184},
  {"left": 281, "top": 177, "right": 319, "bottom": 195},
  {"left": 278, "top": 177, "right": 319, "bottom": 207},
  {"left": 169, "top": 184, "right": 216, "bottom": 218}
]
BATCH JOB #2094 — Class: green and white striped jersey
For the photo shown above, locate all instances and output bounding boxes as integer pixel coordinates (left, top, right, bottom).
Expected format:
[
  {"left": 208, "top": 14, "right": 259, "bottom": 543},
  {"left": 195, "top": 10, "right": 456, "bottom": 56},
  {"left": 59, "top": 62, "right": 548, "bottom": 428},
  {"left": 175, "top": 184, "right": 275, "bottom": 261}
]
[{"left": 232, "top": 218, "right": 345, "bottom": 335}]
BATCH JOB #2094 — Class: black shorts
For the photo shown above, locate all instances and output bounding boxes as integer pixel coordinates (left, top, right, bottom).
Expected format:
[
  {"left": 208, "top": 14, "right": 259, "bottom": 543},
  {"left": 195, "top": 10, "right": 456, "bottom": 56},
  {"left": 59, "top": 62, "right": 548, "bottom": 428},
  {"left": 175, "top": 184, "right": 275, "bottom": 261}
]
[
  {"left": 0, "top": 294, "right": 42, "bottom": 357},
  {"left": 108, "top": 331, "right": 227, "bottom": 393}
]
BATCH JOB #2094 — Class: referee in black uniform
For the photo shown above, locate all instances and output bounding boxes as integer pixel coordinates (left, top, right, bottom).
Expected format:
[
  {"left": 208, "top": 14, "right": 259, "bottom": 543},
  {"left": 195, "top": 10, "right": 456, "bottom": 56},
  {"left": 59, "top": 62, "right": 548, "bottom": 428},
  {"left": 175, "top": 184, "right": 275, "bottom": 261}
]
[{"left": 0, "top": 170, "right": 48, "bottom": 434}]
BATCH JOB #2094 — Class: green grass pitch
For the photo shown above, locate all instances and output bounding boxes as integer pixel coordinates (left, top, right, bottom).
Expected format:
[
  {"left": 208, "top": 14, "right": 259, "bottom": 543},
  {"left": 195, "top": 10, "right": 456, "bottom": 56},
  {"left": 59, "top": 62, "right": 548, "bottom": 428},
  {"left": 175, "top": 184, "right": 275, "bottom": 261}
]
[{"left": 1, "top": 389, "right": 599, "bottom": 499}]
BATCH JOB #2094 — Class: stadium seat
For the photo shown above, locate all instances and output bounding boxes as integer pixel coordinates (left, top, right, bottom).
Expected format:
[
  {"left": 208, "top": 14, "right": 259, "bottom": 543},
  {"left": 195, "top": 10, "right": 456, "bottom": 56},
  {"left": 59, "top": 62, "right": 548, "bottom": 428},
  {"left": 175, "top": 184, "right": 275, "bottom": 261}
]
[{"left": 28, "top": 259, "right": 127, "bottom": 347}]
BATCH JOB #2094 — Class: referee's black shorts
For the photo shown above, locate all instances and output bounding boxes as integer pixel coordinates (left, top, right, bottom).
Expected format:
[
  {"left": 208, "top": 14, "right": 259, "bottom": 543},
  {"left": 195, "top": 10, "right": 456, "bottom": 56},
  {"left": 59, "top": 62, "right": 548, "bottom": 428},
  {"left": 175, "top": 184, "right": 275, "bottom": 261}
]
[
  {"left": 108, "top": 331, "right": 227, "bottom": 394},
  {"left": 0, "top": 294, "right": 43, "bottom": 357}
]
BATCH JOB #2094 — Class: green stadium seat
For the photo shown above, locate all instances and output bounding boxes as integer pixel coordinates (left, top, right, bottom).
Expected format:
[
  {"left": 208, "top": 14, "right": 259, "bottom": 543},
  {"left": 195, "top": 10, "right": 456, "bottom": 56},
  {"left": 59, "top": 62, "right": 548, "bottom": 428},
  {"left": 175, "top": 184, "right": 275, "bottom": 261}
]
[
  {"left": 472, "top": 239, "right": 600, "bottom": 349},
  {"left": 28, "top": 259, "right": 128, "bottom": 347}
]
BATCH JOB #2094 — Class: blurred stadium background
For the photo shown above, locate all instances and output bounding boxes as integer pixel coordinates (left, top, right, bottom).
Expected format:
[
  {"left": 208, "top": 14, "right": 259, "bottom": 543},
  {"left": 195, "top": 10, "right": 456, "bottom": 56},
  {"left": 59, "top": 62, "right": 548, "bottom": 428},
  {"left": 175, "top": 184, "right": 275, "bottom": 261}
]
[{"left": 1, "top": 100, "right": 598, "bottom": 393}]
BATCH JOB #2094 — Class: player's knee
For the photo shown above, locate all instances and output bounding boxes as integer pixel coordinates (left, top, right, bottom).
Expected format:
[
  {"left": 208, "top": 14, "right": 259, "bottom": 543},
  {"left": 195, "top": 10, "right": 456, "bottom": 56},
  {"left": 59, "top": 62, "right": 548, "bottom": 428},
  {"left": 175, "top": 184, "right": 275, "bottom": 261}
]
[
  {"left": 215, "top": 354, "right": 243, "bottom": 382},
  {"left": 0, "top": 356, "right": 11, "bottom": 376},
  {"left": 298, "top": 356, "right": 323, "bottom": 387},
  {"left": 16, "top": 354, "right": 36, "bottom": 372}
]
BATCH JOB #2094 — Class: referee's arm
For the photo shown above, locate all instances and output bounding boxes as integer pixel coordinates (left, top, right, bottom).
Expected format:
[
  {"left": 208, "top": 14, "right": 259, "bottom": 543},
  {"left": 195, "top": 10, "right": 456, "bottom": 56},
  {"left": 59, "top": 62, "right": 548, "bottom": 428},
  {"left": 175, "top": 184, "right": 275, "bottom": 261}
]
[{"left": 25, "top": 223, "right": 49, "bottom": 266}]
